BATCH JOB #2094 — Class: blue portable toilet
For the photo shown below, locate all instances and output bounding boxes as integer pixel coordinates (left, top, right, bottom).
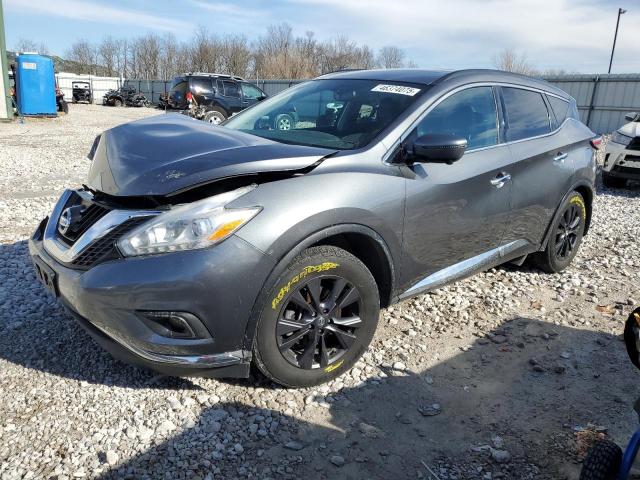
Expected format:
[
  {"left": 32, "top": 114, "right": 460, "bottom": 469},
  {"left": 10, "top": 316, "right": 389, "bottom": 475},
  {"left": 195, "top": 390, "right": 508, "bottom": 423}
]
[{"left": 15, "top": 54, "right": 57, "bottom": 116}]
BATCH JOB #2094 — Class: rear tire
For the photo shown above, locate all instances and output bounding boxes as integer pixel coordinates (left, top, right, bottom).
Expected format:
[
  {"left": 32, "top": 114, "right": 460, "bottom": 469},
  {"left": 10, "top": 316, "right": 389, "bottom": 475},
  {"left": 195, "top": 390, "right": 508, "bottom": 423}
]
[
  {"left": 274, "top": 113, "right": 294, "bottom": 130},
  {"left": 602, "top": 172, "right": 627, "bottom": 188},
  {"left": 253, "top": 246, "right": 380, "bottom": 387},
  {"left": 579, "top": 440, "right": 621, "bottom": 480},
  {"left": 204, "top": 108, "right": 227, "bottom": 125},
  {"left": 114, "top": 99, "right": 122, "bottom": 107},
  {"left": 530, "top": 191, "right": 586, "bottom": 273}
]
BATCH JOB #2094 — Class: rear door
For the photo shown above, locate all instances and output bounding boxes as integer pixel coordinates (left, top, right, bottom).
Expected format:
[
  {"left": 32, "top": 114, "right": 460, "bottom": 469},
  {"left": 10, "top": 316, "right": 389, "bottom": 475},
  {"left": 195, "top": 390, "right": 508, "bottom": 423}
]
[
  {"left": 220, "top": 80, "right": 243, "bottom": 114},
  {"left": 499, "top": 87, "right": 575, "bottom": 247},
  {"left": 400, "top": 86, "right": 513, "bottom": 292}
]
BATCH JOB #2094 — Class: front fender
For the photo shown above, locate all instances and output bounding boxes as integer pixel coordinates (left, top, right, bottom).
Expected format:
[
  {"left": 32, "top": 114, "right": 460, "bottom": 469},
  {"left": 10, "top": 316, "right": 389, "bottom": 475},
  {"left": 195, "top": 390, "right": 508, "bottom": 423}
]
[{"left": 238, "top": 222, "right": 396, "bottom": 351}]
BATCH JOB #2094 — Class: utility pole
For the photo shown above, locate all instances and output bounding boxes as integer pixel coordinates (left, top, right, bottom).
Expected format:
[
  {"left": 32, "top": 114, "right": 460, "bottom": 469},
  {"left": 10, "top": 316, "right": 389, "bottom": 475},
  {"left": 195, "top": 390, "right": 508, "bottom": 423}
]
[
  {"left": 0, "top": 0, "right": 12, "bottom": 120},
  {"left": 608, "top": 7, "right": 627, "bottom": 74}
]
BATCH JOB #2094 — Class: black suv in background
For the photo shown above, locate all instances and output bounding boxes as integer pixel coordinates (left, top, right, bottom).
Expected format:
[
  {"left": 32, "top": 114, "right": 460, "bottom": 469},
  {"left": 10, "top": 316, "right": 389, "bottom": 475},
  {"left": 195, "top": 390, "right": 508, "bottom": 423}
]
[{"left": 168, "top": 73, "right": 267, "bottom": 124}]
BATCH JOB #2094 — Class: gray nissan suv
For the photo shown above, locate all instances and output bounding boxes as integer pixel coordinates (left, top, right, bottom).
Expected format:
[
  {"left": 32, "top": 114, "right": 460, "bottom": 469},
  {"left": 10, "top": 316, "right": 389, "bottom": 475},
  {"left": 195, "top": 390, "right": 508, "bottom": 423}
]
[{"left": 29, "top": 69, "right": 598, "bottom": 387}]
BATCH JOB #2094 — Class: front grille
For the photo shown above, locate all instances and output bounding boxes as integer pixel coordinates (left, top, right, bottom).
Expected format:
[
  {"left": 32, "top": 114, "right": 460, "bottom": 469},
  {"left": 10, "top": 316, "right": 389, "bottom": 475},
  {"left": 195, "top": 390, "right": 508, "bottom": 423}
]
[
  {"left": 57, "top": 192, "right": 110, "bottom": 245},
  {"left": 72, "top": 216, "right": 152, "bottom": 269},
  {"left": 628, "top": 138, "right": 640, "bottom": 151}
]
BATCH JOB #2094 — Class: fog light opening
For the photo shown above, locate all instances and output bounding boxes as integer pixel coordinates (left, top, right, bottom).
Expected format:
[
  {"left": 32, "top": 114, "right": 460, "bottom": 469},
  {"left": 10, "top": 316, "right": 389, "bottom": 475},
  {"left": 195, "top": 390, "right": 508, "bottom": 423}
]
[{"left": 138, "top": 311, "right": 209, "bottom": 339}]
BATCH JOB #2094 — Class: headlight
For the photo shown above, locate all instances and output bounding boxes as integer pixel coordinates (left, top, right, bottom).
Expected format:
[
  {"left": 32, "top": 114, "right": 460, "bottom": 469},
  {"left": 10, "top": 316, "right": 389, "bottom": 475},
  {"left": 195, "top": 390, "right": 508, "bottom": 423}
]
[
  {"left": 611, "top": 131, "right": 632, "bottom": 146},
  {"left": 117, "top": 186, "right": 260, "bottom": 256}
]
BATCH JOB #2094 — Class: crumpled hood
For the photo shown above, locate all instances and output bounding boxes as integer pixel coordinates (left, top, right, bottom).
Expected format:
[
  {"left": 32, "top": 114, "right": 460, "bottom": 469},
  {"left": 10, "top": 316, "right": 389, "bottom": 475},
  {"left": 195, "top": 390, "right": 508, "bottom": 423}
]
[{"left": 87, "top": 113, "right": 334, "bottom": 196}]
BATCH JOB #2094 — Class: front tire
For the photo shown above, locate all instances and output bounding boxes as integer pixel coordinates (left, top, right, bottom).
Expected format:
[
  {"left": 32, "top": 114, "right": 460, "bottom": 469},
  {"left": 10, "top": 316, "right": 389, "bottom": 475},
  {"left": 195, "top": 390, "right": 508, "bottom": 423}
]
[
  {"left": 530, "top": 191, "right": 586, "bottom": 273},
  {"left": 253, "top": 246, "right": 380, "bottom": 387}
]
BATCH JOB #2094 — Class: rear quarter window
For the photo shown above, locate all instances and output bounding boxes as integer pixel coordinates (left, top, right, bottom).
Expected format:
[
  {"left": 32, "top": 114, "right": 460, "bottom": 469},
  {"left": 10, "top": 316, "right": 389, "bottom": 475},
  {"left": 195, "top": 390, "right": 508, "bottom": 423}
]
[
  {"left": 190, "top": 78, "right": 213, "bottom": 93},
  {"left": 547, "top": 95, "right": 570, "bottom": 126},
  {"left": 502, "top": 87, "right": 551, "bottom": 142}
]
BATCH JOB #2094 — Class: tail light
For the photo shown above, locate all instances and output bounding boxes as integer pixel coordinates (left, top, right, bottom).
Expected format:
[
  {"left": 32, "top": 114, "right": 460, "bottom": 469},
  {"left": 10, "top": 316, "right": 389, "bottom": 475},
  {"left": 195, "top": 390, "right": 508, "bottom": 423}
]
[
  {"left": 186, "top": 91, "right": 193, "bottom": 102},
  {"left": 590, "top": 137, "right": 602, "bottom": 150}
]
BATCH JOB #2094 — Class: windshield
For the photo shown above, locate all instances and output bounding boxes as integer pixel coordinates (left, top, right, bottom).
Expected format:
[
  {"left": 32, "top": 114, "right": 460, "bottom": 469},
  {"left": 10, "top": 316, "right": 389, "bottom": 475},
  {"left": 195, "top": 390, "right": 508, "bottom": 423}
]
[{"left": 224, "top": 79, "right": 425, "bottom": 150}]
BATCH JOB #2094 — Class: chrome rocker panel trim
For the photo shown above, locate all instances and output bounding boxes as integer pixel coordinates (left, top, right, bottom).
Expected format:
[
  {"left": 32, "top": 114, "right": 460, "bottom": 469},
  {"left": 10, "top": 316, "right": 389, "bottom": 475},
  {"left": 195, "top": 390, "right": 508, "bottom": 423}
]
[{"left": 399, "top": 239, "right": 529, "bottom": 300}]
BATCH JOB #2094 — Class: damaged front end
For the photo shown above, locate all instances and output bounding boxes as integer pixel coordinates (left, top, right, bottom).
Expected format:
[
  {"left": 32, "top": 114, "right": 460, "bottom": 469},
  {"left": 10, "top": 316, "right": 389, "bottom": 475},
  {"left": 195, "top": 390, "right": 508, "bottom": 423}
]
[{"left": 43, "top": 113, "right": 334, "bottom": 270}]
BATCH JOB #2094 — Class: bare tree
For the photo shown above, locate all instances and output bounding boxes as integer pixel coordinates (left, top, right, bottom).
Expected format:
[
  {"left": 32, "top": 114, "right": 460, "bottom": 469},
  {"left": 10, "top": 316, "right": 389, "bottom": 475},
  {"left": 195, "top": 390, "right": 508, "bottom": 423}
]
[
  {"left": 377, "top": 46, "right": 405, "bottom": 69},
  {"left": 492, "top": 48, "right": 537, "bottom": 75},
  {"left": 158, "top": 33, "right": 179, "bottom": 80},
  {"left": 98, "top": 36, "right": 120, "bottom": 77},
  {"left": 220, "top": 35, "right": 251, "bottom": 77},
  {"left": 67, "top": 39, "right": 96, "bottom": 74},
  {"left": 13, "top": 38, "right": 49, "bottom": 55},
  {"left": 60, "top": 24, "right": 416, "bottom": 80}
]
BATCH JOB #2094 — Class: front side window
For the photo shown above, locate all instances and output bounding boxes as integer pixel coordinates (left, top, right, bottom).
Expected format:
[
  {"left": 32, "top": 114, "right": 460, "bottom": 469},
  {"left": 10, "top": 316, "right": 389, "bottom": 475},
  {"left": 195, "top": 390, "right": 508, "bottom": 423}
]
[
  {"left": 415, "top": 86, "right": 498, "bottom": 150},
  {"left": 241, "top": 83, "right": 264, "bottom": 100},
  {"left": 502, "top": 87, "right": 551, "bottom": 142},
  {"left": 224, "top": 79, "right": 425, "bottom": 150}
]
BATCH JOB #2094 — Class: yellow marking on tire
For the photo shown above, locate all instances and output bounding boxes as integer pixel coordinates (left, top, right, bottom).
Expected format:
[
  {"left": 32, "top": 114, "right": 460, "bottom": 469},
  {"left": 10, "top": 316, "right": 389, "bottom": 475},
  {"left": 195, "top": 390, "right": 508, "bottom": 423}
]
[
  {"left": 324, "top": 359, "right": 344, "bottom": 373},
  {"left": 570, "top": 195, "right": 586, "bottom": 218},
  {"left": 271, "top": 262, "right": 340, "bottom": 310}
]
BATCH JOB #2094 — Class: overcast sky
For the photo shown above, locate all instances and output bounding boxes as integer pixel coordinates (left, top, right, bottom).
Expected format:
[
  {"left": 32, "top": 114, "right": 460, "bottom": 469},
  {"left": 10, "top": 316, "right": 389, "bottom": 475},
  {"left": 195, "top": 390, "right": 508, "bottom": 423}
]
[{"left": 4, "top": 0, "right": 639, "bottom": 73}]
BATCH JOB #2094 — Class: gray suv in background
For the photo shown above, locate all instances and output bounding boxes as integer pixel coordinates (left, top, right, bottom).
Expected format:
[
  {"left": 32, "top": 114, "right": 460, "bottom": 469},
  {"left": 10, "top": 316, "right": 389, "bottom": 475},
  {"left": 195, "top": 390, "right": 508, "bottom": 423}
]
[{"left": 29, "top": 69, "right": 597, "bottom": 387}]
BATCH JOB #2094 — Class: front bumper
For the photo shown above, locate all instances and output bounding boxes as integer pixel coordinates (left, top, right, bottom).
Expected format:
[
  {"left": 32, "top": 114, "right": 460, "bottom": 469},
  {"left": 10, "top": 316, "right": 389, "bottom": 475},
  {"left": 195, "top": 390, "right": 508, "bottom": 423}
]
[
  {"left": 603, "top": 141, "right": 640, "bottom": 180},
  {"left": 29, "top": 219, "right": 275, "bottom": 378}
]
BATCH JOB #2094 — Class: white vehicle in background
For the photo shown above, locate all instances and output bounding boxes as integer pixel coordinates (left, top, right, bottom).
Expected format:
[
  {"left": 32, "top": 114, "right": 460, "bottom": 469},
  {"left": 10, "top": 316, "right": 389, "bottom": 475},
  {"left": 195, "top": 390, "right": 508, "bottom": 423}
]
[{"left": 602, "top": 112, "right": 640, "bottom": 188}]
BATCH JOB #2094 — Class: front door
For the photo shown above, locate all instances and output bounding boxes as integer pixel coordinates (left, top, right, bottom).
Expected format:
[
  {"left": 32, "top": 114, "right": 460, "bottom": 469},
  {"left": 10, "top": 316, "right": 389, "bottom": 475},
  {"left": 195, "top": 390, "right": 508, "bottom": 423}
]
[
  {"left": 400, "top": 86, "right": 513, "bottom": 294},
  {"left": 240, "top": 82, "right": 266, "bottom": 109}
]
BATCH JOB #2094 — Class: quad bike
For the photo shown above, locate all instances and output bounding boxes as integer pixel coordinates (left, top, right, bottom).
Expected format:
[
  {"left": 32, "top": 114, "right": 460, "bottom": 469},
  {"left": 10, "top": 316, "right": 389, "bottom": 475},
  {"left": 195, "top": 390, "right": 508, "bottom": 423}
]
[
  {"left": 580, "top": 308, "right": 640, "bottom": 479},
  {"left": 125, "top": 92, "right": 150, "bottom": 108},
  {"left": 103, "top": 85, "right": 149, "bottom": 107}
]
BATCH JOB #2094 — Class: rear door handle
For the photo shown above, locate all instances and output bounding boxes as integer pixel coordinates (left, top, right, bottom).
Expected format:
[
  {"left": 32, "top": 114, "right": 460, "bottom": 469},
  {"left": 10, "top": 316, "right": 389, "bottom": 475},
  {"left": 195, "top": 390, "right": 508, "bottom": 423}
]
[
  {"left": 553, "top": 152, "right": 568, "bottom": 163},
  {"left": 490, "top": 172, "right": 511, "bottom": 188}
]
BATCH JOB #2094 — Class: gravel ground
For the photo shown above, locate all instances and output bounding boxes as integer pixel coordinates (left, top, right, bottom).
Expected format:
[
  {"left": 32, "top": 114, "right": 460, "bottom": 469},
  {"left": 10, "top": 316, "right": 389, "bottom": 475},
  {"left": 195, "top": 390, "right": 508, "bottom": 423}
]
[{"left": 1, "top": 104, "right": 640, "bottom": 480}]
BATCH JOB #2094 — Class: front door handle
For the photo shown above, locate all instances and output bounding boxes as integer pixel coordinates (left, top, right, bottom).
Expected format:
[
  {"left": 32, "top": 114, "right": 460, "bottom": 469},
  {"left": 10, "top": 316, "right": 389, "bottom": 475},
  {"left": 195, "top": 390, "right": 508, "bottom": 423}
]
[
  {"left": 553, "top": 152, "right": 568, "bottom": 163},
  {"left": 490, "top": 172, "right": 511, "bottom": 188}
]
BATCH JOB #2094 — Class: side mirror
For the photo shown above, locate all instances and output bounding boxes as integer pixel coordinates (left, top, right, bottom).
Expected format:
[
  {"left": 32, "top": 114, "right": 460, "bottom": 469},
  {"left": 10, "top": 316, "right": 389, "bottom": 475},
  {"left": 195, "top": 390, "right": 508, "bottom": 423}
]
[
  {"left": 409, "top": 134, "right": 467, "bottom": 164},
  {"left": 625, "top": 112, "right": 640, "bottom": 122}
]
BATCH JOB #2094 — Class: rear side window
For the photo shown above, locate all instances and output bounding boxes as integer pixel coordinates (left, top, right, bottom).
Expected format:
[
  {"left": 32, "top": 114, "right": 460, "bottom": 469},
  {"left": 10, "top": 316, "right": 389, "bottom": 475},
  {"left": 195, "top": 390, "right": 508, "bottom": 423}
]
[
  {"left": 170, "top": 81, "right": 188, "bottom": 102},
  {"left": 222, "top": 81, "right": 240, "bottom": 98},
  {"left": 502, "top": 87, "right": 551, "bottom": 142},
  {"left": 416, "top": 86, "right": 498, "bottom": 150},
  {"left": 547, "top": 95, "right": 570, "bottom": 126}
]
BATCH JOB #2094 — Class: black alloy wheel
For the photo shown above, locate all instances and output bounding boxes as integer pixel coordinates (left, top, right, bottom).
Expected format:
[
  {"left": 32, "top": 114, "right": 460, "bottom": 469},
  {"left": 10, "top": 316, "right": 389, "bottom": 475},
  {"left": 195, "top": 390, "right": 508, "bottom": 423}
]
[
  {"left": 276, "top": 276, "right": 363, "bottom": 370},
  {"left": 253, "top": 246, "right": 380, "bottom": 387},
  {"left": 529, "top": 191, "right": 586, "bottom": 273},
  {"left": 554, "top": 202, "right": 581, "bottom": 260}
]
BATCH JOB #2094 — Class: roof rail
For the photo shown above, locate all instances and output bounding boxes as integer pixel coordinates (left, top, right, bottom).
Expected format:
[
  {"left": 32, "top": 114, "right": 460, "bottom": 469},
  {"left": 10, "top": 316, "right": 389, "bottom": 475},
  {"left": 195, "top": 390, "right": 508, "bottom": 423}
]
[{"left": 184, "top": 72, "right": 245, "bottom": 81}]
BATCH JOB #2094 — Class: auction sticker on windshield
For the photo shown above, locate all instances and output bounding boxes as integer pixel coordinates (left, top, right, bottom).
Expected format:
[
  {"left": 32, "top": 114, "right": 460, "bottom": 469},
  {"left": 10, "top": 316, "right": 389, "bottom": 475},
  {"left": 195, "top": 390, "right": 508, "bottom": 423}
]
[{"left": 371, "top": 84, "right": 421, "bottom": 96}]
